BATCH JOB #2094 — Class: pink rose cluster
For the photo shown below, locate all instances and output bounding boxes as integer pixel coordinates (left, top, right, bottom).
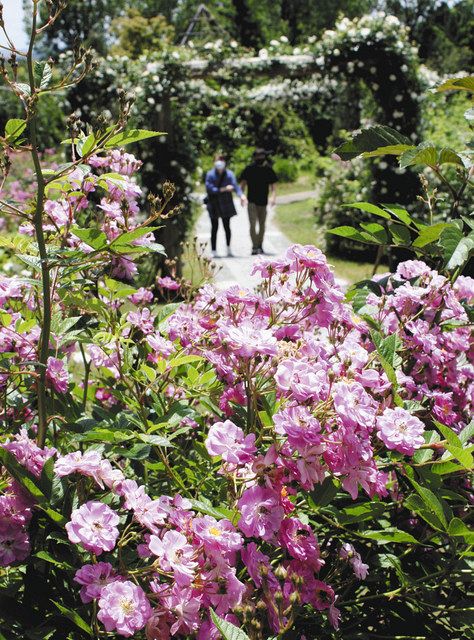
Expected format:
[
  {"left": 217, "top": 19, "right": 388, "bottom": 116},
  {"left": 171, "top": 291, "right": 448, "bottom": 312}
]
[
  {"left": 370, "top": 262, "right": 474, "bottom": 429},
  {"left": 55, "top": 449, "right": 249, "bottom": 638},
  {"left": 17, "top": 150, "right": 152, "bottom": 280},
  {"left": 0, "top": 430, "right": 55, "bottom": 566}
]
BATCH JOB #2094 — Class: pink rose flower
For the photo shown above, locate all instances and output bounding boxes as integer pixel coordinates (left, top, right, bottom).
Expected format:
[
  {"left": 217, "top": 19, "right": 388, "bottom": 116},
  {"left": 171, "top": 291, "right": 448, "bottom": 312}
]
[
  {"left": 279, "top": 518, "right": 322, "bottom": 569},
  {"left": 157, "top": 276, "right": 180, "bottom": 290},
  {"left": 205, "top": 420, "right": 256, "bottom": 465},
  {"left": 149, "top": 530, "right": 197, "bottom": 586},
  {"left": 74, "top": 562, "right": 119, "bottom": 603},
  {"left": 66, "top": 501, "right": 119, "bottom": 555},
  {"left": 192, "top": 515, "right": 243, "bottom": 556},
  {"left": 46, "top": 357, "right": 69, "bottom": 393},
  {"left": 376, "top": 407, "right": 425, "bottom": 455},
  {"left": 217, "top": 321, "right": 277, "bottom": 359},
  {"left": 237, "top": 486, "right": 284, "bottom": 541},
  {"left": 98, "top": 580, "right": 152, "bottom": 637},
  {"left": 0, "top": 522, "right": 30, "bottom": 566}
]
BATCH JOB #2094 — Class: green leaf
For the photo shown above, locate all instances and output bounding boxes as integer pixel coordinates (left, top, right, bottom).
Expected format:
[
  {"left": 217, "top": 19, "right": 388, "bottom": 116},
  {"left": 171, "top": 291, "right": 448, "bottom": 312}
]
[
  {"left": 344, "top": 202, "right": 392, "bottom": 219},
  {"left": 412, "top": 431, "right": 440, "bottom": 464},
  {"left": 370, "top": 331, "right": 402, "bottom": 405},
  {"left": 110, "top": 227, "right": 154, "bottom": 250},
  {"left": 104, "top": 129, "right": 165, "bottom": 149},
  {"left": 436, "top": 75, "right": 474, "bottom": 93},
  {"left": 448, "top": 518, "right": 474, "bottom": 544},
  {"left": 361, "top": 528, "right": 419, "bottom": 544},
  {"left": 168, "top": 355, "right": 204, "bottom": 368},
  {"left": 403, "top": 494, "right": 446, "bottom": 531},
  {"left": 408, "top": 478, "right": 448, "bottom": 530},
  {"left": 5, "top": 118, "right": 27, "bottom": 143},
  {"left": 309, "top": 477, "right": 339, "bottom": 508},
  {"left": 459, "top": 421, "right": 474, "bottom": 445},
  {"left": 138, "top": 433, "right": 174, "bottom": 448},
  {"left": 359, "top": 222, "right": 387, "bottom": 243},
  {"left": 340, "top": 502, "right": 386, "bottom": 524},
  {"left": 71, "top": 227, "right": 108, "bottom": 251},
  {"left": 35, "top": 551, "right": 73, "bottom": 570},
  {"left": 14, "top": 82, "right": 31, "bottom": 96},
  {"left": 382, "top": 206, "right": 413, "bottom": 227},
  {"left": 390, "top": 223, "right": 411, "bottom": 245},
  {"left": 440, "top": 226, "right": 474, "bottom": 270},
  {"left": 0, "top": 448, "right": 47, "bottom": 503},
  {"left": 327, "top": 226, "right": 368, "bottom": 242},
  {"left": 34, "top": 61, "right": 52, "bottom": 90},
  {"left": 412, "top": 223, "right": 450, "bottom": 248},
  {"left": 334, "top": 125, "right": 411, "bottom": 161},
  {"left": 210, "top": 609, "right": 250, "bottom": 640},
  {"left": 189, "top": 499, "right": 236, "bottom": 522},
  {"left": 52, "top": 601, "right": 92, "bottom": 636},
  {"left": 399, "top": 142, "right": 438, "bottom": 169},
  {"left": 362, "top": 144, "right": 414, "bottom": 158},
  {"left": 76, "top": 134, "right": 95, "bottom": 158},
  {"left": 438, "top": 148, "right": 465, "bottom": 167}
]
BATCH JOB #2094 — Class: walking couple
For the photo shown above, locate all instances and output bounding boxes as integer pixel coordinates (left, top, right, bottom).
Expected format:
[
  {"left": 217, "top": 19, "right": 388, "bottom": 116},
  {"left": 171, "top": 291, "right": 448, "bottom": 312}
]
[{"left": 205, "top": 149, "right": 277, "bottom": 258}]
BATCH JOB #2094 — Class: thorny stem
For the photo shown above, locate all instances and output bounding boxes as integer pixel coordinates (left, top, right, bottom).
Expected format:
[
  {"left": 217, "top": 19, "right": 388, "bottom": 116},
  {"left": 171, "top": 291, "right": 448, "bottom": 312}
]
[{"left": 26, "top": 4, "right": 51, "bottom": 448}]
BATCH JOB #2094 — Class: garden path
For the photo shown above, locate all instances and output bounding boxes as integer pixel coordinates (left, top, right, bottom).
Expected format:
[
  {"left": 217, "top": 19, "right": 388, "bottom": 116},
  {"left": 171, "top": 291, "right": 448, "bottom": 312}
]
[{"left": 195, "top": 191, "right": 348, "bottom": 289}]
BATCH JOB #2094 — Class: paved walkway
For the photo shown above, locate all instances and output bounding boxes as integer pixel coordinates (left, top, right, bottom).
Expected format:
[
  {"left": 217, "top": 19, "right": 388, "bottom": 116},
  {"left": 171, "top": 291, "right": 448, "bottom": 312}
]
[{"left": 194, "top": 191, "right": 318, "bottom": 288}]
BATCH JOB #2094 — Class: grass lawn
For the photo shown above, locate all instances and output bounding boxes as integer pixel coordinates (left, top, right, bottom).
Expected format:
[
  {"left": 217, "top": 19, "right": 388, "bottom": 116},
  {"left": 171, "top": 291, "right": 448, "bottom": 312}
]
[{"left": 274, "top": 198, "right": 384, "bottom": 284}]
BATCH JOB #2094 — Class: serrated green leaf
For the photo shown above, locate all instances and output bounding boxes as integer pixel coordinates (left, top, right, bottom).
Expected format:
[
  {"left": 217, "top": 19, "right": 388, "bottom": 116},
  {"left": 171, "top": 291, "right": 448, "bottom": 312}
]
[
  {"left": 382, "top": 206, "right": 413, "bottom": 226},
  {"left": 52, "top": 602, "right": 92, "bottom": 636},
  {"left": 459, "top": 420, "right": 474, "bottom": 445},
  {"left": 71, "top": 227, "right": 108, "bottom": 251},
  {"left": 327, "top": 226, "right": 368, "bottom": 242},
  {"left": 403, "top": 494, "right": 446, "bottom": 531},
  {"left": 412, "top": 223, "right": 450, "bottom": 248},
  {"left": 390, "top": 223, "right": 411, "bottom": 245},
  {"left": 438, "top": 148, "right": 464, "bottom": 166},
  {"left": 110, "top": 227, "right": 153, "bottom": 248},
  {"left": 440, "top": 226, "right": 474, "bottom": 270},
  {"left": 436, "top": 75, "right": 474, "bottom": 93},
  {"left": 34, "top": 61, "right": 52, "bottom": 90},
  {"left": 344, "top": 202, "right": 392, "bottom": 219},
  {"left": 361, "top": 528, "right": 419, "bottom": 544},
  {"left": 448, "top": 517, "right": 474, "bottom": 544},
  {"left": 399, "top": 142, "right": 438, "bottom": 169},
  {"left": 0, "top": 448, "right": 47, "bottom": 503},
  {"left": 362, "top": 144, "right": 414, "bottom": 158},
  {"left": 334, "top": 125, "right": 411, "bottom": 161},
  {"left": 309, "top": 477, "right": 339, "bottom": 508},
  {"left": 5, "top": 118, "right": 27, "bottom": 143},
  {"left": 104, "top": 129, "right": 165, "bottom": 149},
  {"left": 189, "top": 499, "right": 236, "bottom": 522},
  {"left": 210, "top": 609, "right": 250, "bottom": 640},
  {"left": 408, "top": 478, "right": 448, "bottom": 530},
  {"left": 359, "top": 222, "right": 388, "bottom": 243}
]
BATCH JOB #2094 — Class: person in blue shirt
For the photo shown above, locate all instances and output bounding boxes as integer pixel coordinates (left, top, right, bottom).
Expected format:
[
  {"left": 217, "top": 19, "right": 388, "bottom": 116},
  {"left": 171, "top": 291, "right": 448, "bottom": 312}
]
[{"left": 205, "top": 154, "right": 246, "bottom": 258}]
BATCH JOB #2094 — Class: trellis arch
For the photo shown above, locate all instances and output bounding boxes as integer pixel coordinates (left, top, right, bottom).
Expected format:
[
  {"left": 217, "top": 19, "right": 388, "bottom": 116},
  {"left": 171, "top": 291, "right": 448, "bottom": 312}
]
[{"left": 67, "top": 13, "right": 423, "bottom": 270}]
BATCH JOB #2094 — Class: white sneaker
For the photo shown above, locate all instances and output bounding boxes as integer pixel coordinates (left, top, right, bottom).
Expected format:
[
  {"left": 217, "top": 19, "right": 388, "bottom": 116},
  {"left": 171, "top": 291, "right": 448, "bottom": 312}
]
[
  {"left": 227, "top": 247, "right": 234, "bottom": 257},
  {"left": 211, "top": 250, "right": 218, "bottom": 259}
]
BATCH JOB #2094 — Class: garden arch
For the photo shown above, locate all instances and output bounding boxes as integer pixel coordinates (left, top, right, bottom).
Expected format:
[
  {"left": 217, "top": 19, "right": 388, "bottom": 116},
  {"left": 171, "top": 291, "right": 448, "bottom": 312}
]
[{"left": 68, "top": 13, "right": 422, "bottom": 268}]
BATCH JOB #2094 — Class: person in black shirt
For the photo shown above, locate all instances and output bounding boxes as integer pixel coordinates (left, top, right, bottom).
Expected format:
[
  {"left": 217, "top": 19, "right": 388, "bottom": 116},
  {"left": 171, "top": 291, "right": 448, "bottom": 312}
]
[{"left": 240, "top": 148, "right": 278, "bottom": 255}]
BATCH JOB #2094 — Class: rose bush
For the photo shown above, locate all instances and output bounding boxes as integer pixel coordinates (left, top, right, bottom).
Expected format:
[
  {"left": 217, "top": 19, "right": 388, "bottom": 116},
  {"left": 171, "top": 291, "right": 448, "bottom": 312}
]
[{"left": 0, "top": 3, "right": 472, "bottom": 639}]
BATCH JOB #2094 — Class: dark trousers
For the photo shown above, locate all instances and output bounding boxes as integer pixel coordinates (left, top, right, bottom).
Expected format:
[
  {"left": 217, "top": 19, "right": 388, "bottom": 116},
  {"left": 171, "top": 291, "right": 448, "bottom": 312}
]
[{"left": 211, "top": 217, "right": 231, "bottom": 251}]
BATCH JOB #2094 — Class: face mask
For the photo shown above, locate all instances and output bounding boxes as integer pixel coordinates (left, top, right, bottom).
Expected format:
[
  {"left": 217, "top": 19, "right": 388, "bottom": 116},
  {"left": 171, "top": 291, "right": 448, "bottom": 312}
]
[{"left": 215, "top": 160, "right": 226, "bottom": 170}]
